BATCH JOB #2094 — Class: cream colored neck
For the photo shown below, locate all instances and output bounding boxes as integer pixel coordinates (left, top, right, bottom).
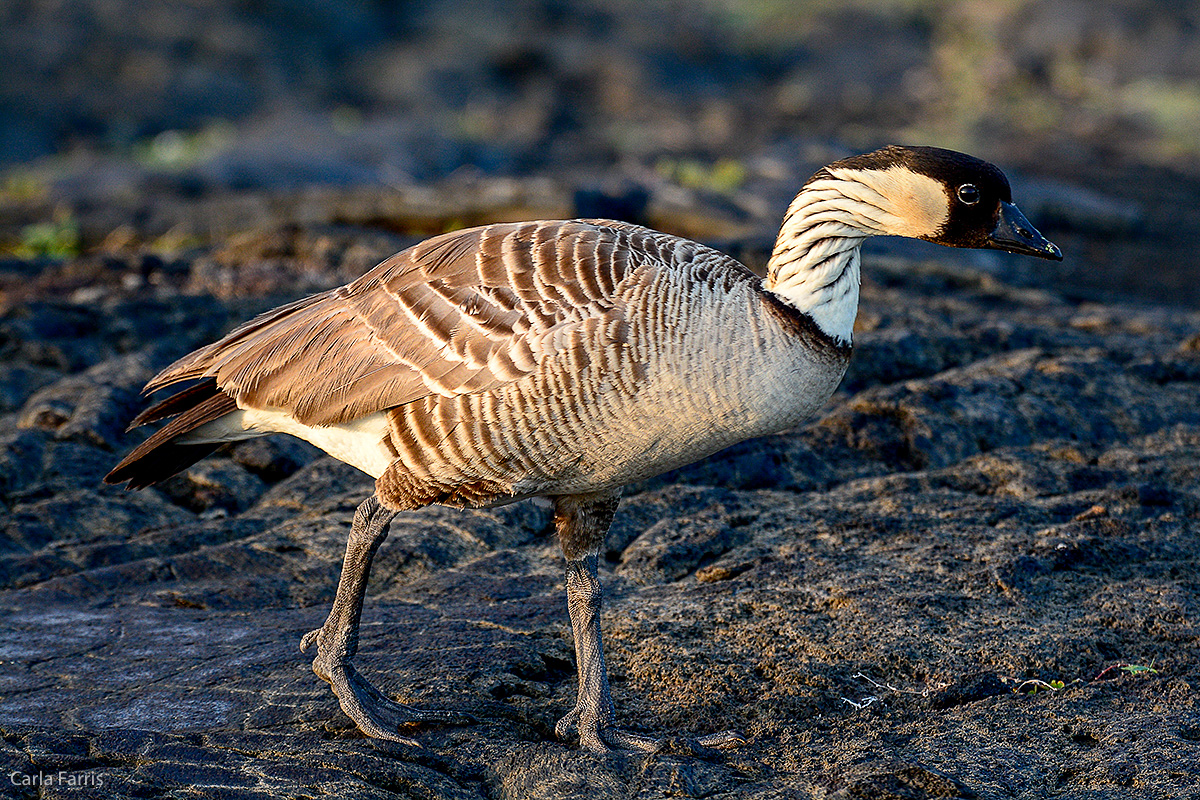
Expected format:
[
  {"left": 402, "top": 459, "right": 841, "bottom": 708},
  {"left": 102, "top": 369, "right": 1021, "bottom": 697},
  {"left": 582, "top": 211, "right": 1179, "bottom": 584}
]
[
  {"left": 764, "top": 165, "right": 948, "bottom": 345},
  {"left": 763, "top": 217, "right": 863, "bottom": 345}
]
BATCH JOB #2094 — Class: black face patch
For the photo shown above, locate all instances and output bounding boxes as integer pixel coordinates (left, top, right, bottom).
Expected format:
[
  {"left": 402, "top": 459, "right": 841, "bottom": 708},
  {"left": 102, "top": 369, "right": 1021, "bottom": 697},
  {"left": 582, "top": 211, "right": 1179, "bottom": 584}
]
[{"left": 813, "top": 145, "right": 1015, "bottom": 249}]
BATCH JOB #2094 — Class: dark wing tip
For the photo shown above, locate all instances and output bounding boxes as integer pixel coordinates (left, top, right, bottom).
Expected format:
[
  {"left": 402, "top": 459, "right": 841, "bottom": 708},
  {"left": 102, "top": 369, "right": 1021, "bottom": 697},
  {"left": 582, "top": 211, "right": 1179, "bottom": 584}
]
[{"left": 107, "top": 385, "right": 238, "bottom": 489}]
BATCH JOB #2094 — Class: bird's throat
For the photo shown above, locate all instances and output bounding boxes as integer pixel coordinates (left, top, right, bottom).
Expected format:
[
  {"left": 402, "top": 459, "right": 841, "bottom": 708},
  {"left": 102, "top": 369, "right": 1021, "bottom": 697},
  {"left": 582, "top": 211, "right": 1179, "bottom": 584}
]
[{"left": 763, "top": 229, "right": 862, "bottom": 346}]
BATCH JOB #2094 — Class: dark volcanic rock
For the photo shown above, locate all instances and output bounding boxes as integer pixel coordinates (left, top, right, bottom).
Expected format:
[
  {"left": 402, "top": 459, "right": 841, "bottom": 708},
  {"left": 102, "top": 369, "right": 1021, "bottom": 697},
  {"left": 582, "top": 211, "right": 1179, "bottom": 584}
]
[
  {"left": 17, "top": 353, "right": 156, "bottom": 450},
  {"left": 156, "top": 459, "right": 268, "bottom": 515},
  {"left": 229, "top": 436, "right": 321, "bottom": 482},
  {"left": 617, "top": 489, "right": 758, "bottom": 584},
  {"left": 2, "top": 249, "right": 1200, "bottom": 799}
]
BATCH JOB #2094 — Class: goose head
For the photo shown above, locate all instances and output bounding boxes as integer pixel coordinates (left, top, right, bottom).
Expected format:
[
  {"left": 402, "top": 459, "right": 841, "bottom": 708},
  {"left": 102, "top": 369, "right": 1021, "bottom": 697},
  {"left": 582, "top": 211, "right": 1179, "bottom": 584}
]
[
  {"left": 767, "top": 145, "right": 1063, "bottom": 344},
  {"left": 819, "top": 144, "right": 1063, "bottom": 260}
]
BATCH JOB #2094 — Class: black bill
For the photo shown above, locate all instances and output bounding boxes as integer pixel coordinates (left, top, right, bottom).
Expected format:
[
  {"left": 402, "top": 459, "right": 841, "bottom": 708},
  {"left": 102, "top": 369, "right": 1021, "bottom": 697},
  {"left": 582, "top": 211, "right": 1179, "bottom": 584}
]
[{"left": 987, "top": 201, "right": 1063, "bottom": 261}]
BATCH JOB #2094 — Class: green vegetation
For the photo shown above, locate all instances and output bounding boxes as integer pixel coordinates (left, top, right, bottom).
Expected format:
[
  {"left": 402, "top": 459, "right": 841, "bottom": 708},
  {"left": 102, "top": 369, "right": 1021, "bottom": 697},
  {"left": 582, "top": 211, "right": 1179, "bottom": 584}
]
[
  {"left": 1119, "top": 663, "right": 1158, "bottom": 676},
  {"left": 655, "top": 157, "right": 747, "bottom": 194},
  {"left": 1020, "top": 662, "right": 1160, "bottom": 695},
  {"left": 10, "top": 211, "right": 81, "bottom": 259},
  {"left": 132, "top": 123, "right": 233, "bottom": 170},
  {"left": 0, "top": 169, "right": 51, "bottom": 204},
  {"left": 1019, "top": 677, "right": 1074, "bottom": 695}
]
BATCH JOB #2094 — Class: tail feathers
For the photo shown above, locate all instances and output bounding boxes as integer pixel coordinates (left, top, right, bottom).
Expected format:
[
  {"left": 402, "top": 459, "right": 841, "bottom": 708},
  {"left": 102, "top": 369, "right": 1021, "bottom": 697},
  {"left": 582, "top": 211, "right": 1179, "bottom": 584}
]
[
  {"left": 107, "top": 441, "right": 225, "bottom": 490},
  {"left": 106, "top": 382, "right": 239, "bottom": 489},
  {"left": 128, "top": 377, "right": 223, "bottom": 429}
]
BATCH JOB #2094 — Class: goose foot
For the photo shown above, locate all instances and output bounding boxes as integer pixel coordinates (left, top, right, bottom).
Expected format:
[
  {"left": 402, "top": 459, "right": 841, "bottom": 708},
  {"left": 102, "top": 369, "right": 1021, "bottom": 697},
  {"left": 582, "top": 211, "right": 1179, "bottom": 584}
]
[
  {"left": 301, "top": 625, "right": 472, "bottom": 744},
  {"left": 556, "top": 542, "right": 744, "bottom": 754},
  {"left": 554, "top": 704, "right": 746, "bottom": 753}
]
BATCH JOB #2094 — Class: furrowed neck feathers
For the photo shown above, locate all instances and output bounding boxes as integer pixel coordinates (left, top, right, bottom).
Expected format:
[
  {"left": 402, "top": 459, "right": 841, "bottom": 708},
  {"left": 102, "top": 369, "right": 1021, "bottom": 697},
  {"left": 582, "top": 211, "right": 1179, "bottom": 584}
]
[{"left": 763, "top": 164, "right": 949, "bottom": 345}]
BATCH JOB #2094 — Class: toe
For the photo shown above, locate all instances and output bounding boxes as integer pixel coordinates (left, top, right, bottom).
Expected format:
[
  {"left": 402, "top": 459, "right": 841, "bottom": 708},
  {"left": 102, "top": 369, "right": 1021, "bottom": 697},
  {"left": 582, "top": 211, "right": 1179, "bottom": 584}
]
[
  {"left": 696, "top": 730, "right": 748, "bottom": 749},
  {"left": 554, "top": 708, "right": 580, "bottom": 741},
  {"left": 349, "top": 670, "right": 474, "bottom": 725},
  {"left": 601, "top": 727, "right": 660, "bottom": 752},
  {"left": 557, "top": 707, "right": 743, "bottom": 754},
  {"left": 299, "top": 628, "right": 321, "bottom": 652},
  {"left": 326, "top": 663, "right": 419, "bottom": 744},
  {"left": 318, "top": 658, "right": 474, "bottom": 742},
  {"left": 337, "top": 692, "right": 421, "bottom": 745}
]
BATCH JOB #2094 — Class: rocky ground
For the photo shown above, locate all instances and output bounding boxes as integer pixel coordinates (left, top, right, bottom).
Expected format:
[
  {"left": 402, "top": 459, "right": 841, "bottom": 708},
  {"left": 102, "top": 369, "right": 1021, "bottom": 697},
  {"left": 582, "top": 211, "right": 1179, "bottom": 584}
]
[
  {"left": 1, "top": 212, "right": 1198, "bottom": 797},
  {"left": 4, "top": 0, "right": 1200, "bottom": 798}
]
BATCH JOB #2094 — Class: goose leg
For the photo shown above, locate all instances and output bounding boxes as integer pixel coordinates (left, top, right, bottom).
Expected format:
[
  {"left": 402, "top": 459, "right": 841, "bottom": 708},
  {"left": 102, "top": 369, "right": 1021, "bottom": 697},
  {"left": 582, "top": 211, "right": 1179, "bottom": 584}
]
[
  {"left": 555, "top": 551, "right": 660, "bottom": 751},
  {"left": 300, "top": 494, "right": 471, "bottom": 743},
  {"left": 552, "top": 492, "right": 745, "bottom": 752}
]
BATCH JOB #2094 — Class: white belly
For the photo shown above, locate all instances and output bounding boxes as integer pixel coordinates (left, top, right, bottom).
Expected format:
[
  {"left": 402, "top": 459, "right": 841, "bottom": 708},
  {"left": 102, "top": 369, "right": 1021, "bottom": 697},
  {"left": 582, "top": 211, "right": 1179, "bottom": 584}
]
[{"left": 177, "top": 408, "right": 394, "bottom": 478}]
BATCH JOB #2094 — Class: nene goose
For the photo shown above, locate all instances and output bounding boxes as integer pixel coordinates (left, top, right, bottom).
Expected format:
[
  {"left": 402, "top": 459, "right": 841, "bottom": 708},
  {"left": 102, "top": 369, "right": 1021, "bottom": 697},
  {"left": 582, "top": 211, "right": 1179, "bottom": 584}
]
[{"left": 107, "top": 145, "right": 1062, "bottom": 751}]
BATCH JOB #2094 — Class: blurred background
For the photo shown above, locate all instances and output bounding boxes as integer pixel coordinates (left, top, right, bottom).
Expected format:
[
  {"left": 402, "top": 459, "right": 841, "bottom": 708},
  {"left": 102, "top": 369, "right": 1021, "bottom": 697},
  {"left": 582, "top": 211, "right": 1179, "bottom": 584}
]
[{"left": 2, "top": 0, "right": 1199, "bottom": 307}]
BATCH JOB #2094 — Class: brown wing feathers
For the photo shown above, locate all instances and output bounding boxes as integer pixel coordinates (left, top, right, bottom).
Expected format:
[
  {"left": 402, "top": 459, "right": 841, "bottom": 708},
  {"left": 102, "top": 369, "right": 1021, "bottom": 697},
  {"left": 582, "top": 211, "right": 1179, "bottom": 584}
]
[
  {"left": 107, "top": 220, "right": 655, "bottom": 489},
  {"left": 141, "top": 291, "right": 330, "bottom": 394}
]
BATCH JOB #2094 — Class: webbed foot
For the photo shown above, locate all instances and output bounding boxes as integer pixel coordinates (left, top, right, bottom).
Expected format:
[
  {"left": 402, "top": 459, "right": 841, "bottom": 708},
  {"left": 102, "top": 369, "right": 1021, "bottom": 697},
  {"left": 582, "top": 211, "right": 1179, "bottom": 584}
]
[
  {"left": 301, "top": 625, "right": 472, "bottom": 744},
  {"left": 554, "top": 703, "right": 745, "bottom": 753}
]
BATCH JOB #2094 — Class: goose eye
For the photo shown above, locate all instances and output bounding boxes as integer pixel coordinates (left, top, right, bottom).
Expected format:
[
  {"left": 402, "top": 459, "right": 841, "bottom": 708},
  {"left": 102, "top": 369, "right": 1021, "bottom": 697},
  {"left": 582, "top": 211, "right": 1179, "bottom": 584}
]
[{"left": 957, "top": 183, "right": 980, "bottom": 205}]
